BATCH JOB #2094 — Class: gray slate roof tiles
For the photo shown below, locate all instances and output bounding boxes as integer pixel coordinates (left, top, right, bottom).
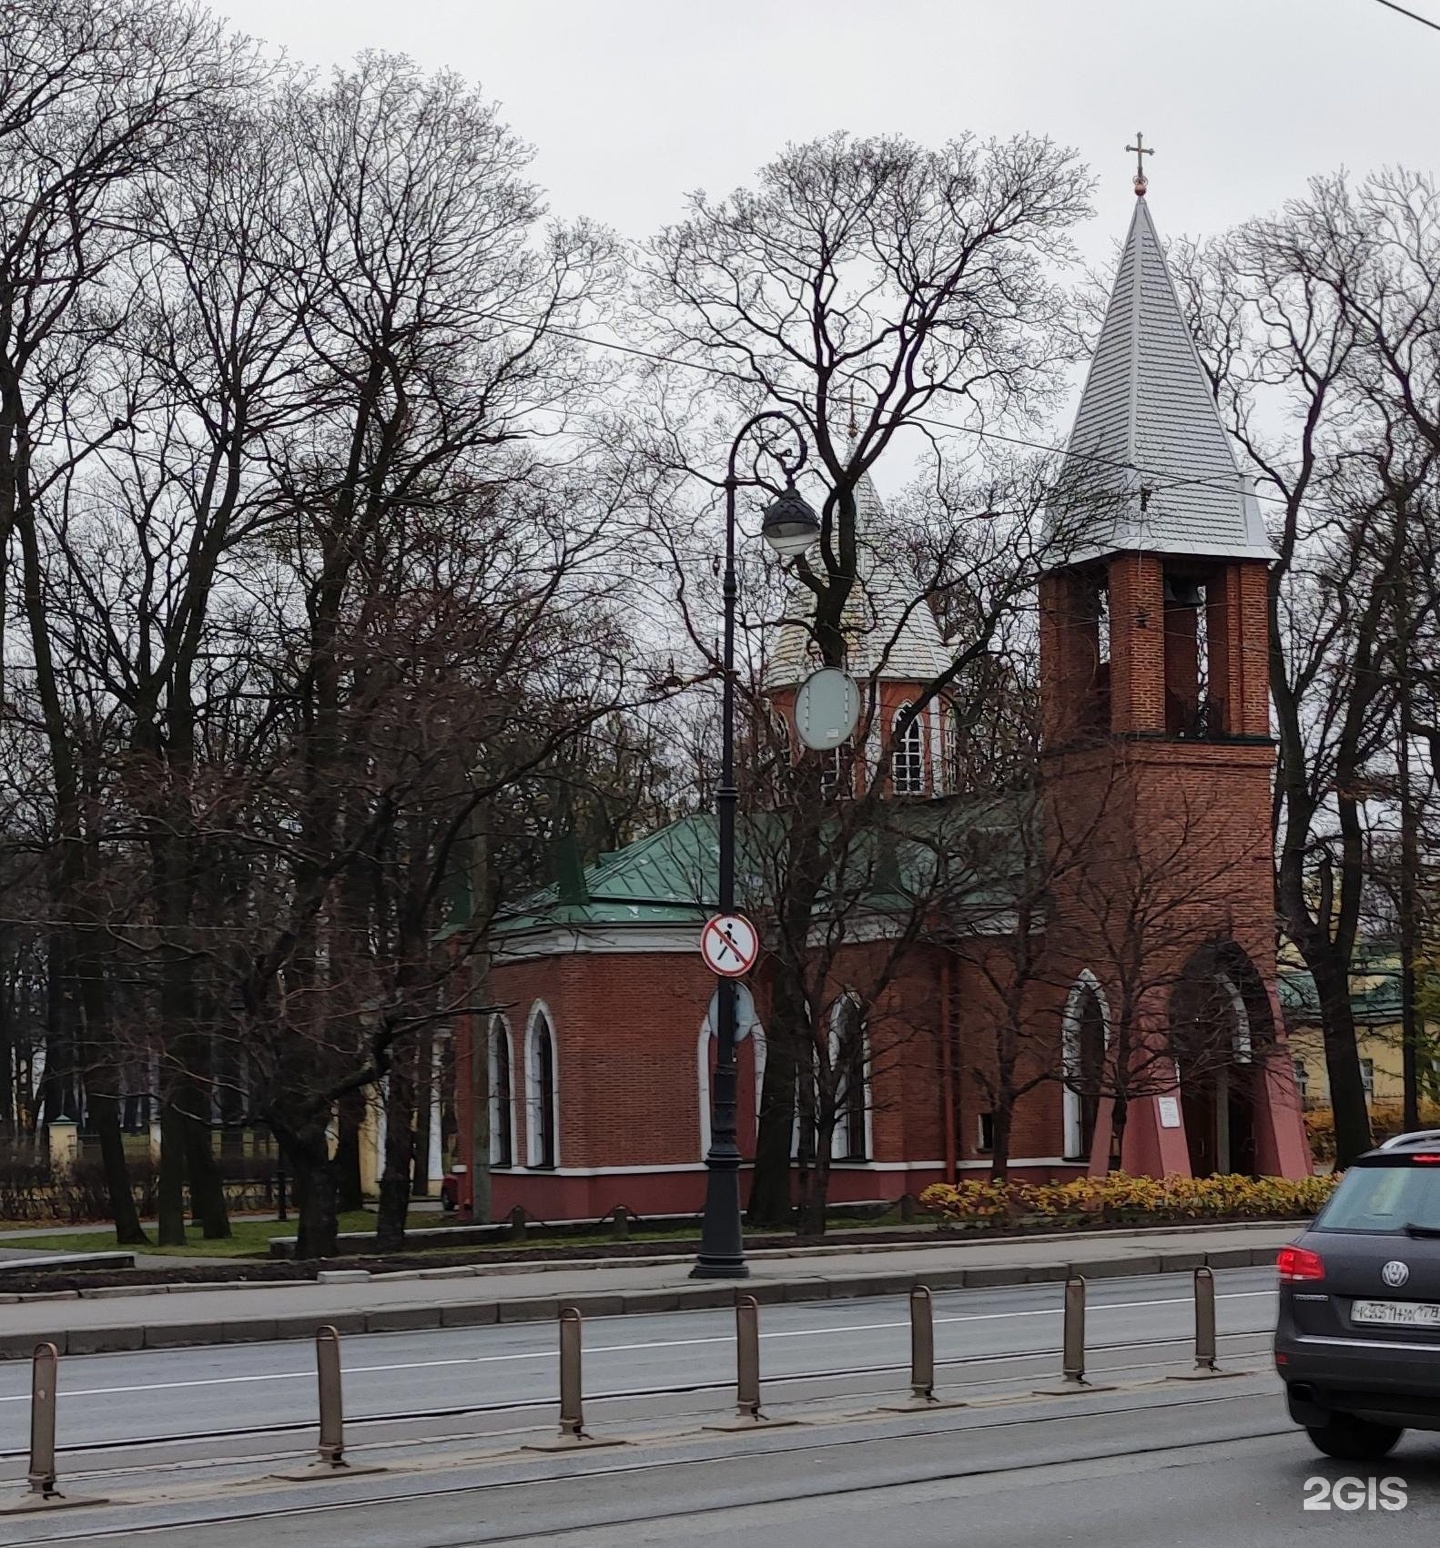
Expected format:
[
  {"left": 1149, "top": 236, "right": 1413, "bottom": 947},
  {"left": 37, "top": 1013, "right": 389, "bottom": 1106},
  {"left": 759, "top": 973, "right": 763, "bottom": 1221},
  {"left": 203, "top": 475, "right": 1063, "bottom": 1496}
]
[
  {"left": 766, "top": 469, "right": 954, "bottom": 689},
  {"left": 1056, "top": 196, "right": 1273, "bottom": 564}
]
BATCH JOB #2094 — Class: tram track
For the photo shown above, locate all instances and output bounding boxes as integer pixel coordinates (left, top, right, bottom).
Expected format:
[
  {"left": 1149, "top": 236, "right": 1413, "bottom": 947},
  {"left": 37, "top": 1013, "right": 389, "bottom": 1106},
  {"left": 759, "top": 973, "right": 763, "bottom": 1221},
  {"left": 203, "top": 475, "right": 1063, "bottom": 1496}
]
[{"left": 0, "top": 1383, "right": 1290, "bottom": 1546}]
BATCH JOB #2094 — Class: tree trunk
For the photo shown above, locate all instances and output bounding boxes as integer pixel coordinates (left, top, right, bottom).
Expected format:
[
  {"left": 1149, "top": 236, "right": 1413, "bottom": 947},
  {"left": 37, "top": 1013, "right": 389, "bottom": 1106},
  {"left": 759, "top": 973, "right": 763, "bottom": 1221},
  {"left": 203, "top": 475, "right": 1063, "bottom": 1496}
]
[
  {"left": 797, "top": 1120, "right": 832, "bottom": 1237},
  {"left": 182, "top": 1105, "right": 230, "bottom": 1238},
  {"left": 87, "top": 1072, "right": 147, "bottom": 1244},
  {"left": 411, "top": 1027, "right": 434, "bottom": 1200},
  {"left": 748, "top": 1025, "right": 796, "bottom": 1228},
  {"left": 157, "top": 1099, "right": 187, "bottom": 1246},
  {"left": 376, "top": 1052, "right": 415, "bottom": 1253},
  {"left": 989, "top": 1094, "right": 1014, "bottom": 1182},
  {"left": 1110, "top": 1091, "right": 1129, "bottom": 1172},
  {"left": 289, "top": 1127, "right": 340, "bottom": 1260},
  {"left": 1310, "top": 953, "right": 1372, "bottom": 1165},
  {"left": 335, "top": 1088, "right": 365, "bottom": 1213}
]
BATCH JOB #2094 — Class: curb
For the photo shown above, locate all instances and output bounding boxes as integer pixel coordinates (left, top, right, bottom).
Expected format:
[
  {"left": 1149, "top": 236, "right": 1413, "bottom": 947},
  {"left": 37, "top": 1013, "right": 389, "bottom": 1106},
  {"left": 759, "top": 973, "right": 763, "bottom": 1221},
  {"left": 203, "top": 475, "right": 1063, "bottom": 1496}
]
[{"left": 0, "top": 1240, "right": 1286, "bottom": 1361}]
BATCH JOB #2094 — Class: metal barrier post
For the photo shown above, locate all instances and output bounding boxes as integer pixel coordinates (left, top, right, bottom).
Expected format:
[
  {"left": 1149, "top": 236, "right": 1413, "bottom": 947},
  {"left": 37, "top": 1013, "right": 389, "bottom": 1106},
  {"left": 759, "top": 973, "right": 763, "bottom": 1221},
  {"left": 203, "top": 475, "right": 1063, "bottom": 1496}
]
[
  {"left": 703, "top": 1292, "right": 802, "bottom": 1430},
  {"left": 316, "top": 1325, "right": 346, "bottom": 1467},
  {"left": 878, "top": 1284, "right": 967, "bottom": 1412},
  {"left": 559, "top": 1306, "right": 585, "bottom": 1438},
  {"left": 1033, "top": 1275, "right": 1113, "bottom": 1396},
  {"left": 735, "top": 1294, "right": 762, "bottom": 1419},
  {"left": 521, "top": 1305, "right": 628, "bottom": 1451},
  {"left": 910, "top": 1286, "right": 935, "bottom": 1401},
  {"left": 27, "top": 1344, "right": 59, "bottom": 1499},
  {"left": 266, "top": 1324, "right": 387, "bottom": 1480},
  {"left": 1062, "top": 1275, "right": 1086, "bottom": 1386},
  {"left": 1194, "top": 1265, "right": 1218, "bottom": 1373},
  {"left": 0, "top": 1343, "right": 112, "bottom": 1511}
]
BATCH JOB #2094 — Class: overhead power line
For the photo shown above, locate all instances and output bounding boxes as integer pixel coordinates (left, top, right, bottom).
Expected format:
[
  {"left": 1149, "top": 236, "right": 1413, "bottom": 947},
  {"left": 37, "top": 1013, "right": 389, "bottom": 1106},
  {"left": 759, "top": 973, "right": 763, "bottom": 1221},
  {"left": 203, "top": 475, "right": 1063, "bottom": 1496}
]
[{"left": 1372, "top": 0, "right": 1440, "bottom": 32}]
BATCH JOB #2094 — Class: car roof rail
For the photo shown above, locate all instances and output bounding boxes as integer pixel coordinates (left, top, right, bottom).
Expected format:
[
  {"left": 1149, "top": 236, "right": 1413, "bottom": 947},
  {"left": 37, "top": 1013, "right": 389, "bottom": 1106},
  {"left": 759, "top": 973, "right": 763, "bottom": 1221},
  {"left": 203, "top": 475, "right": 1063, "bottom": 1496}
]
[{"left": 1378, "top": 1129, "right": 1440, "bottom": 1150}]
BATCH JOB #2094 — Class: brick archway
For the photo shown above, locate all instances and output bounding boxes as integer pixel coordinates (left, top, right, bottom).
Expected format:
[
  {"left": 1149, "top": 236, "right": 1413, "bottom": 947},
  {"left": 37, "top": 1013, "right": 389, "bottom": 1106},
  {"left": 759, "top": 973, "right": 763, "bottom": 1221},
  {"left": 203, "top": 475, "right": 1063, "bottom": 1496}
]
[{"left": 1170, "top": 942, "right": 1274, "bottom": 1177}]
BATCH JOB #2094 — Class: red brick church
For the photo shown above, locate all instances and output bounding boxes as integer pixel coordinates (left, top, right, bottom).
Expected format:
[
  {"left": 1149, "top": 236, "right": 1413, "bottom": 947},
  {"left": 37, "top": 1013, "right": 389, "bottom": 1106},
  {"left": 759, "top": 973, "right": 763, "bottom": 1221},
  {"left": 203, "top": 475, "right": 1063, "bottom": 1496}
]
[{"left": 449, "top": 186, "right": 1311, "bottom": 1221}]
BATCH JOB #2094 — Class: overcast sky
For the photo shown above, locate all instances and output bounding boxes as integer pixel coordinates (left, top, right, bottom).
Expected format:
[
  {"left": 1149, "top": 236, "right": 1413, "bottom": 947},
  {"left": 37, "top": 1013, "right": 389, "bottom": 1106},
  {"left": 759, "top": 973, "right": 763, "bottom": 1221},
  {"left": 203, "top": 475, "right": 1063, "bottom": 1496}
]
[
  {"left": 211, "top": 0, "right": 1440, "bottom": 260},
  {"left": 207, "top": 0, "right": 1440, "bottom": 494}
]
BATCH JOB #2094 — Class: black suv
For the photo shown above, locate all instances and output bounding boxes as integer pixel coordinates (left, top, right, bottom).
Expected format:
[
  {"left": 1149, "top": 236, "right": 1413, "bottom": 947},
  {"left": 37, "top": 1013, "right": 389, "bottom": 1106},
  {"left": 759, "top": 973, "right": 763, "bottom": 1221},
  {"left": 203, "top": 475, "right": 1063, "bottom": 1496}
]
[{"left": 1276, "top": 1130, "right": 1440, "bottom": 1459}]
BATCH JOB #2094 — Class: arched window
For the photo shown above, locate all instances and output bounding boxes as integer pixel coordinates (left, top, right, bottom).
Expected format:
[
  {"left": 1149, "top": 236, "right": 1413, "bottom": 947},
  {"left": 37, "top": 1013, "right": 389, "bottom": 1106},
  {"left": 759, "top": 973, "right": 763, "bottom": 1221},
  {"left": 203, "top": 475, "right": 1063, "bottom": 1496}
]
[
  {"left": 697, "top": 1000, "right": 767, "bottom": 1158},
  {"left": 891, "top": 705, "right": 925, "bottom": 795},
  {"left": 490, "top": 1015, "right": 514, "bottom": 1168},
  {"left": 820, "top": 741, "right": 853, "bottom": 799},
  {"left": 831, "top": 994, "right": 869, "bottom": 1161},
  {"left": 1062, "top": 973, "right": 1109, "bottom": 1162},
  {"left": 525, "top": 1008, "right": 558, "bottom": 1169}
]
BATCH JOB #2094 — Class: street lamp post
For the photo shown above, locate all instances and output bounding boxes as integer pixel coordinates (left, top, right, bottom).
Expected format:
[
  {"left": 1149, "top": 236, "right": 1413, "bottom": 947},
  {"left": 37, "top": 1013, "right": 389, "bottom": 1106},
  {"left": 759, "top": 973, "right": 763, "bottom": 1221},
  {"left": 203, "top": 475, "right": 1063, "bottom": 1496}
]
[{"left": 692, "top": 411, "right": 820, "bottom": 1281}]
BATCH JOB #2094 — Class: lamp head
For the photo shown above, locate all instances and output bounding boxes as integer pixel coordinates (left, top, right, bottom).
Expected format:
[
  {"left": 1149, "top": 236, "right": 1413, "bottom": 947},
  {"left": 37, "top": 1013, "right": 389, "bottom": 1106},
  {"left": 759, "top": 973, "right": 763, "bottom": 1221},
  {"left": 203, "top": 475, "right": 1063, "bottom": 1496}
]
[{"left": 761, "top": 481, "right": 820, "bottom": 557}]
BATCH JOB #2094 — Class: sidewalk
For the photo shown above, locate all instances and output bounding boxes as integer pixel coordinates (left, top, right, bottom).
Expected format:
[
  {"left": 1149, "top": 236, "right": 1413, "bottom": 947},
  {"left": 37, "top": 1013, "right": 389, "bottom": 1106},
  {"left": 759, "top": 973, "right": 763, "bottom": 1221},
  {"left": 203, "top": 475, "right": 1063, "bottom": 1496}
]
[{"left": 0, "top": 1220, "right": 1300, "bottom": 1360}]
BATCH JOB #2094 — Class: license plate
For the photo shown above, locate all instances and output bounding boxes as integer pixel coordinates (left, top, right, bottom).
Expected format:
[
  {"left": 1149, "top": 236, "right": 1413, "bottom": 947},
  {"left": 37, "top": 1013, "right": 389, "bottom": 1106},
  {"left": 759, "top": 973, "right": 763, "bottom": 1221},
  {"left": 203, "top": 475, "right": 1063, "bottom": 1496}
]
[{"left": 1352, "top": 1299, "right": 1440, "bottom": 1326}]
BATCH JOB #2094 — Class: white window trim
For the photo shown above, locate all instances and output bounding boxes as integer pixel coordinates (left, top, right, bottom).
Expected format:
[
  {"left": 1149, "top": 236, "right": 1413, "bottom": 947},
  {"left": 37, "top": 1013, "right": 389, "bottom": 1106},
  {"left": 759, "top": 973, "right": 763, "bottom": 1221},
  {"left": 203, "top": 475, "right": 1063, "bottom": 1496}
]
[
  {"left": 1216, "top": 969, "right": 1252, "bottom": 1063},
  {"left": 697, "top": 1014, "right": 767, "bottom": 1159},
  {"left": 524, "top": 1002, "right": 560, "bottom": 1168},
  {"left": 829, "top": 994, "right": 873, "bottom": 1161},
  {"left": 489, "top": 1014, "right": 517, "bottom": 1168},
  {"left": 1061, "top": 970, "right": 1111, "bottom": 1162},
  {"left": 929, "top": 700, "right": 944, "bottom": 795},
  {"left": 891, "top": 702, "right": 926, "bottom": 795}
]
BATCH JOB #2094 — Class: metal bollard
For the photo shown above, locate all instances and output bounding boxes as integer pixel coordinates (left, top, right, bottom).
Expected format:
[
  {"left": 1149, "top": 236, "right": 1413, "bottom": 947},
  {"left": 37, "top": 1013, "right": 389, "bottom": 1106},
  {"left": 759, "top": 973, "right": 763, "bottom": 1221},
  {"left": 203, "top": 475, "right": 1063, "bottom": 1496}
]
[
  {"left": 316, "top": 1325, "right": 346, "bottom": 1467},
  {"left": 878, "top": 1283, "right": 967, "bottom": 1411},
  {"left": 735, "top": 1295, "right": 762, "bottom": 1419},
  {"left": 521, "top": 1305, "right": 626, "bottom": 1451},
  {"left": 1193, "top": 1265, "right": 1219, "bottom": 1373},
  {"left": 1034, "top": 1274, "right": 1118, "bottom": 1396},
  {"left": 559, "top": 1306, "right": 585, "bottom": 1437},
  {"left": 27, "top": 1343, "right": 59, "bottom": 1498},
  {"left": 909, "top": 1286, "right": 936, "bottom": 1401},
  {"left": 1061, "top": 1275, "right": 1087, "bottom": 1386}
]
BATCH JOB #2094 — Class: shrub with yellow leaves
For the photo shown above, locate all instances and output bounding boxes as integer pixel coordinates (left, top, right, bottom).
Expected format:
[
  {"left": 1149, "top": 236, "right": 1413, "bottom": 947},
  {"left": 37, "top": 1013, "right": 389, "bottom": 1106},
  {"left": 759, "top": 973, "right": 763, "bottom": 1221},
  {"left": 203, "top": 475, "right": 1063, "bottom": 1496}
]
[{"left": 919, "top": 1171, "right": 1338, "bottom": 1227}]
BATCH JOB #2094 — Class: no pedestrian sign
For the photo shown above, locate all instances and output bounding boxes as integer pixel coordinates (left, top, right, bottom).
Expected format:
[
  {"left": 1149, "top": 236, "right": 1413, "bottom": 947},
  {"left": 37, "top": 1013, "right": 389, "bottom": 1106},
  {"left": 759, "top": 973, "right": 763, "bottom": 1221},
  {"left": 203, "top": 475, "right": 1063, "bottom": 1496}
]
[{"left": 700, "top": 913, "right": 759, "bottom": 978}]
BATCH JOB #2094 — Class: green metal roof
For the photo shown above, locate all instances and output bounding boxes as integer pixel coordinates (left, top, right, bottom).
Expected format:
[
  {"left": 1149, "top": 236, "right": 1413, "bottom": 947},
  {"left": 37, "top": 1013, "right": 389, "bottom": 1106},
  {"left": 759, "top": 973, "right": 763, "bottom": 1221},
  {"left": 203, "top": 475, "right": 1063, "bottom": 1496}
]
[
  {"left": 1278, "top": 964, "right": 1404, "bottom": 1025},
  {"left": 492, "top": 799, "right": 1026, "bottom": 939}
]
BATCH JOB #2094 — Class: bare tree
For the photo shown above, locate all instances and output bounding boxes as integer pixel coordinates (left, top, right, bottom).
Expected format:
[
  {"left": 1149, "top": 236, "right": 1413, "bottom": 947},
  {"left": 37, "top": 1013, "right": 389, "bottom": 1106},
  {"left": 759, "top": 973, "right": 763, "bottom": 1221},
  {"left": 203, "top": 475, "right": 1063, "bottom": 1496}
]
[{"left": 629, "top": 131, "right": 1094, "bottom": 1225}]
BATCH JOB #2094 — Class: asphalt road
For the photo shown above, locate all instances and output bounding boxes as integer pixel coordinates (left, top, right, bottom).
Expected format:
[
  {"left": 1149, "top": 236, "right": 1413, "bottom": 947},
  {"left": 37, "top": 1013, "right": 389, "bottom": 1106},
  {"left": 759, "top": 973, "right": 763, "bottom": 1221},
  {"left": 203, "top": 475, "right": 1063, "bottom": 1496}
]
[
  {"left": 4, "top": 1379, "right": 1438, "bottom": 1547},
  {"left": 6, "top": 1266, "right": 1390, "bottom": 1547},
  {"left": 0, "top": 1267, "right": 1281, "bottom": 1457}
]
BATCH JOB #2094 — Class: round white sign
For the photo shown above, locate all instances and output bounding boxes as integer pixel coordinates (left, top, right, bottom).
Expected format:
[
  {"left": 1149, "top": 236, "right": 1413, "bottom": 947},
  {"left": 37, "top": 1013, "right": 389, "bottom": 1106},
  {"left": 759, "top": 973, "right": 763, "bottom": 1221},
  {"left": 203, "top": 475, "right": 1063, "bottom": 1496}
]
[
  {"left": 700, "top": 913, "right": 760, "bottom": 978},
  {"left": 706, "top": 983, "right": 757, "bottom": 1043},
  {"left": 794, "top": 667, "right": 862, "bottom": 751}
]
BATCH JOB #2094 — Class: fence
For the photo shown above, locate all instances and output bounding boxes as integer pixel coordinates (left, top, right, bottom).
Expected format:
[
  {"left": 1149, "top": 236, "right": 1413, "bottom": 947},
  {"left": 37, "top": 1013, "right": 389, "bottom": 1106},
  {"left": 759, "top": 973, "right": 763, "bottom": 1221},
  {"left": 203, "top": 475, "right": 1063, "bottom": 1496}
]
[{"left": 7, "top": 1267, "right": 1238, "bottom": 1497}]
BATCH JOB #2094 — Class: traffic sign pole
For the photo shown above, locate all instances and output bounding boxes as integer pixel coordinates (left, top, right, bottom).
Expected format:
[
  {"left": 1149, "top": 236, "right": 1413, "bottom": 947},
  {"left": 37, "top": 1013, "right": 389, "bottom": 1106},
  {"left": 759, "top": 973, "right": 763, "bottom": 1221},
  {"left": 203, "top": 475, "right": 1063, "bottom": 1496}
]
[{"left": 693, "top": 471, "right": 749, "bottom": 1281}]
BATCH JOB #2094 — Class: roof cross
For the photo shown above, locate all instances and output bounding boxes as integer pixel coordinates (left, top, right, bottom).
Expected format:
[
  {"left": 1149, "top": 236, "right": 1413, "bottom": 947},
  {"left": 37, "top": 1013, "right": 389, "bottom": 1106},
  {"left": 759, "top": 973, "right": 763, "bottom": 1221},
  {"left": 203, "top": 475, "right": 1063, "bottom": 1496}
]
[{"left": 1126, "top": 132, "right": 1154, "bottom": 197}]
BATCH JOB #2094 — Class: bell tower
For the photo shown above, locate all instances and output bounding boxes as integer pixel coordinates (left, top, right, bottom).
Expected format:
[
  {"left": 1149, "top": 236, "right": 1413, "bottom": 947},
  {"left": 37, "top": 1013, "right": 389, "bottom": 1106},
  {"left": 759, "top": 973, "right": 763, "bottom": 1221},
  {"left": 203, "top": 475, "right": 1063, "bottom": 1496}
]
[{"left": 1040, "top": 158, "right": 1309, "bottom": 1180}]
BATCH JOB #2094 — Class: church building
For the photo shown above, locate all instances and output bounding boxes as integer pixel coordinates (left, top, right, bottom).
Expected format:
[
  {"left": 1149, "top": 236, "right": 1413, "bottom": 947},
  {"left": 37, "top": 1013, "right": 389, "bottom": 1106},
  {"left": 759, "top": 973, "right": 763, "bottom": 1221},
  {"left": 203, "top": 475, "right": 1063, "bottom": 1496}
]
[{"left": 448, "top": 177, "right": 1311, "bottom": 1222}]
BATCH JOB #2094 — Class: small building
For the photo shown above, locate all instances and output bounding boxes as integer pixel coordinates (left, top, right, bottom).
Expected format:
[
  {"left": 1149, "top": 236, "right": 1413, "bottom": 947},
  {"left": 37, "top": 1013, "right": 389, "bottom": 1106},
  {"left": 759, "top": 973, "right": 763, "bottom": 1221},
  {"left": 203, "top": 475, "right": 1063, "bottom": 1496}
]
[{"left": 1281, "top": 952, "right": 1436, "bottom": 1113}]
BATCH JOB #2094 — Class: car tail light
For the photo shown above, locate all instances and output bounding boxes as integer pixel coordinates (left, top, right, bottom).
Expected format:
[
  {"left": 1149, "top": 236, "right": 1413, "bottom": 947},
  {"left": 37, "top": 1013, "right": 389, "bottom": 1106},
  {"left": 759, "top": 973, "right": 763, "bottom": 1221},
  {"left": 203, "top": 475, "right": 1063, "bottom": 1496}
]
[
  {"left": 1277, "top": 1245, "right": 1325, "bottom": 1282},
  {"left": 1411, "top": 1154, "right": 1440, "bottom": 1164}
]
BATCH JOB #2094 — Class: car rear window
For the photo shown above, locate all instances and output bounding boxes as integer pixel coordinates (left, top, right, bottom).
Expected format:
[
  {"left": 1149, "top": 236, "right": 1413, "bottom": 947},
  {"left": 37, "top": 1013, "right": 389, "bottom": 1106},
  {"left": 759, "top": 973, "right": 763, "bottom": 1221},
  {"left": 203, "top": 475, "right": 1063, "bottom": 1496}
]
[{"left": 1315, "top": 1163, "right": 1440, "bottom": 1233}]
